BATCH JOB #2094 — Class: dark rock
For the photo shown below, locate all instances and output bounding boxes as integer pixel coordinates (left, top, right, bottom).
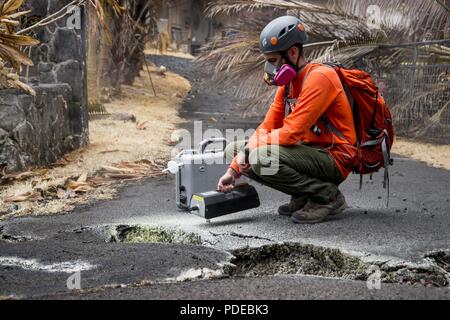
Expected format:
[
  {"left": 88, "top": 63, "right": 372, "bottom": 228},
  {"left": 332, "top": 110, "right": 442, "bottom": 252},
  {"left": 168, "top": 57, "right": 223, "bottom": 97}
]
[
  {"left": 12, "top": 121, "right": 35, "bottom": 148},
  {"left": 72, "top": 134, "right": 86, "bottom": 148},
  {"left": 38, "top": 62, "right": 56, "bottom": 83},
  {"left": 0, "top": 93, "right": 19, "bottom": 105},
  {"left": 34, "top": 83, "right": 72, "bottom": 97},
  {"left": 0, "top": 103, "right": 25, "bottom": 132},
  {"left": 34, "top": 27, "right": 52, "bottom": 43},
  {"left": 47, "top": 0, "right": 72, "bottom": 14},
  {"left": 49, "top": 28, "right": 80, "bottom": 63},
  {"left": 63, "top": 135, "right": 75, "bottom": 150},
  {"left": 68, "top": 101, "right": 89, "bottom": 137},
  {"left": 0, "top": 143, "right": 26, "bottom": 172},
  {"left": 0, "top": 128, "right": 9, "bottom": 145},
  {"left": 38, "top": 44, "right": 50, "bottom": 63},
  {"left": 0, "top": 84, "right": 87, "bottom": 171},
  {"left": 17, "top": 95, "right": 35, "bottom": 116},
  {"left": 54, "top": 60, "right": 82, "bottom": 101},
  {"left": 38, "top": 62, "right": 54, "bottom": 73},
  {"left": 26, "top": 0, "right": 49, "bottom": 17}
]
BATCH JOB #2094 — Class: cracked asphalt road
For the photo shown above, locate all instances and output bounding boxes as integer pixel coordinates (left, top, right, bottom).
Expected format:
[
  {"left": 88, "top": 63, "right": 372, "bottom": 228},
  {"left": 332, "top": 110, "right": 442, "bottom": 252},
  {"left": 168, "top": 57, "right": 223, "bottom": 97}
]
[{"left": 0, "top": 56, "right": 449, "bottom": 300}]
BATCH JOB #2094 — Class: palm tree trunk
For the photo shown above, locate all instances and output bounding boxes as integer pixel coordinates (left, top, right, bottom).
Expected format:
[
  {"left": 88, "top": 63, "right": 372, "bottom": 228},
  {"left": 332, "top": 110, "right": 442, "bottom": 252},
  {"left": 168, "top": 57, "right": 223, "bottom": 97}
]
[{"left": 87, "top": 3, "right": 114, "bottom": 102}]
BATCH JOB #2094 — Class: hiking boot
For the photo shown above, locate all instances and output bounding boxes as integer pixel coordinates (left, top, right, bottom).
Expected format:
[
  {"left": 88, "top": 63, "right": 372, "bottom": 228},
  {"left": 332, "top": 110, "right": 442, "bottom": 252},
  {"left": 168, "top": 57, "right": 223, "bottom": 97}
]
[
  {"left": 291, "top": 190, "right": 348, "bottom": 224},
  {"left": 278, "top": 195, "right": 309, "bottom": 217}
]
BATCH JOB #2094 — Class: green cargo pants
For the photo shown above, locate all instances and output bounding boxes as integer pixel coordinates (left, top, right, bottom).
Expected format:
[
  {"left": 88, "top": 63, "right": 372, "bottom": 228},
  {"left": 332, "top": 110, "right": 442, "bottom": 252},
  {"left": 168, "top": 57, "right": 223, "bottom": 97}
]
[{"left": 225, "top": 141, "right": 344, "bottom": 204}]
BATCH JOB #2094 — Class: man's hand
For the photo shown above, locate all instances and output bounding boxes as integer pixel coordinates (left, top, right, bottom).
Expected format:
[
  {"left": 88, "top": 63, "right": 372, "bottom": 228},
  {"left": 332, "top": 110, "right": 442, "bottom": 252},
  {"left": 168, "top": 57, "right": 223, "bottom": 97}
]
[{"left": 217, "top": 168, "right": 239, "bottom": 193}]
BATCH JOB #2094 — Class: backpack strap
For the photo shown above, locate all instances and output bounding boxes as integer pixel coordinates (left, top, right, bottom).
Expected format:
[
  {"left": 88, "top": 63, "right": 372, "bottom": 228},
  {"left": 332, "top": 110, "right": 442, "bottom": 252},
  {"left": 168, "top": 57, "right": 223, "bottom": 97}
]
[
  {"left": 284, "top": 65, "right": 312, "bottom": 118},
  {"left": 370, "top": 89, "right": 379, "bottom": 131},
  {"left": 382, "top": 136, "right": 390, "bottom": 207},
  {"left": 323, "top": 120, "right": 346, "bottom": 140},
  {"left": 381, "top": 129, "right": 393, "bottom": 208},
  {"left": 284, "top": 85, "right": 296, "bottom": 118},
  {"left": 285, "top": 63, "right": 350, "bottom": 144},
  {"left": 319, "top": 63, "right": 355, "bottom": 146},
  {"left": 360, "top": 130, "right": 392, "bottom": 207}
]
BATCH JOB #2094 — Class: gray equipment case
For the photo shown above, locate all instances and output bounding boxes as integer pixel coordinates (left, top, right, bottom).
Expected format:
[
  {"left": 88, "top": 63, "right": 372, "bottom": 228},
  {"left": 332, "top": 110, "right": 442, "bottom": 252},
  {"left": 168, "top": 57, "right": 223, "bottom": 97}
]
[{"left": 165, "top": 138, "right": 235, "bottom": 210}]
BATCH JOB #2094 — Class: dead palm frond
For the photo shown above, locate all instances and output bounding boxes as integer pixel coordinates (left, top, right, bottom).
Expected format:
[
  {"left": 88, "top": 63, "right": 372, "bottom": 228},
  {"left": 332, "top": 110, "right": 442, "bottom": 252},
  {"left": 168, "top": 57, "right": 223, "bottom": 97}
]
[
  {"left": 106, "top": 0, "right": 163, "bottom": 87},
  {"left": 0, "top": 0, "right": 40, "bottom": 95},
  {"left": 89, "top": 0, "right": 125, "bottom": 30},
  {"left": 208, "top": 0, "right": 448, "bottom": 40}
]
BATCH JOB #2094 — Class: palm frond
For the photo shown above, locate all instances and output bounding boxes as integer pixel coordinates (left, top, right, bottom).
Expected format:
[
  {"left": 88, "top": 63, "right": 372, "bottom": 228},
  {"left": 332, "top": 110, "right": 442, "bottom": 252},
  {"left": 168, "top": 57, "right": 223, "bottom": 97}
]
[
  {"left": 0, "top": 0, "right": 39, "bottom": 95},
  {"left": 1, "top": 0, "right": 23, "bottom": 15},
  {"left": 208, "top": 0, "right": 449, "bottom": 40}
]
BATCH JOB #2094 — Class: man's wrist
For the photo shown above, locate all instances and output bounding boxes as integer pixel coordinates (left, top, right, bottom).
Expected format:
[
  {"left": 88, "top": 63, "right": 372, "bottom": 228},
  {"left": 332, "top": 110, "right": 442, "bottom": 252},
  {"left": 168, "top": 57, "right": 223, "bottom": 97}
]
[{"left": 228, "top": 167, "right": 240, "bottom": 178}]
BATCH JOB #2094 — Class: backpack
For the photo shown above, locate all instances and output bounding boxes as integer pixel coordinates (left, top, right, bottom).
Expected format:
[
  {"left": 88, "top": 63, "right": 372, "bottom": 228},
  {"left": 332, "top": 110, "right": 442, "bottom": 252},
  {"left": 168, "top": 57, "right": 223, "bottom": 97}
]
[{"left": 285, "top": 63, "right": 395, "bottom": 206}]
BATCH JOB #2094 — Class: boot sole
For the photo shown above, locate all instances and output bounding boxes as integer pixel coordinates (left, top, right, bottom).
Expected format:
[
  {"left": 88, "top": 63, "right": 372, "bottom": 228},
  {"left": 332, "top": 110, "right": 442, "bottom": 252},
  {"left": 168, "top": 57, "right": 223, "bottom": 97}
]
[
  {"left": 291, "top": 216, "right": 327, "bottom": 224},
  {"left": 280, "top": 213, "right": 293, "bottom": 217},
  {"left": 278, "top": 210, "right": 293, "bottom": 217}
]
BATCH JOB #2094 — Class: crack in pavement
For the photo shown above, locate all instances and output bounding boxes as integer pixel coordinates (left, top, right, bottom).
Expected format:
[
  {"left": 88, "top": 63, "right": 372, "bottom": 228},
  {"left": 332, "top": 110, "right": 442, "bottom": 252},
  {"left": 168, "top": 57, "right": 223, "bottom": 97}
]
[
  {"left": 209, "top": 231, "right": 275, "bottom": 243},
  {"left": 0, "top": 226, "right": 35, "bottom": 243}
]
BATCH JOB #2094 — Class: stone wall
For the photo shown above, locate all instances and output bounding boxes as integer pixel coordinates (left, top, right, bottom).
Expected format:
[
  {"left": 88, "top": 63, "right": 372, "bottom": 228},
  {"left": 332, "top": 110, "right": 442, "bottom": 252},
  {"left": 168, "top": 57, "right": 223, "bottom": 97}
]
[
  {"left": 0, "top": 85, "right": 87, "bottom": 170},
  {"left": 0, "top": 0, "right": 88, "bottom": 172}
]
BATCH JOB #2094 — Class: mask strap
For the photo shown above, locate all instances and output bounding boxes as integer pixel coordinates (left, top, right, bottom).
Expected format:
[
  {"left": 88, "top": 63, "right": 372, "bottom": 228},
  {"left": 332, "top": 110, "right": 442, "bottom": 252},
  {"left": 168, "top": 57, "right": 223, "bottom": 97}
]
[{"left": 281, "top": 48, "right": 304, "bottom": 72}]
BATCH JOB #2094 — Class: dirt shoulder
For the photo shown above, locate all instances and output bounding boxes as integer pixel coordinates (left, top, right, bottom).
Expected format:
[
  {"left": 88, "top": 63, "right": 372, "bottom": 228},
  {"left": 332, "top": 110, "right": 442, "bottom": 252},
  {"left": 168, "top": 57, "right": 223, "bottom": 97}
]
[
  {"left": 392, "top": 138, "right": 450, "bottom": 171},
  {"left": 0, "top": 64, "right": 190, "bottom": 220}
]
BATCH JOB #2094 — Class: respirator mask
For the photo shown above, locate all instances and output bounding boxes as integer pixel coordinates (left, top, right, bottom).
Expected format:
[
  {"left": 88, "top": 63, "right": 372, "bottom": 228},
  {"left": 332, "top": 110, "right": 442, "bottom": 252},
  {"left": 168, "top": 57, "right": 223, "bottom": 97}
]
[{"left": 263, "top": 51, "right": 301, "bottom": 86}]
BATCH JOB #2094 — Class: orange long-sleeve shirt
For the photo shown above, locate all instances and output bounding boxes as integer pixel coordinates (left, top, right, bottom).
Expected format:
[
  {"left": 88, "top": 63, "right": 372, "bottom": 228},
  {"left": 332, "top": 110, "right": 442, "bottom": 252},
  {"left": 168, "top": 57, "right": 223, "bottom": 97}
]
[{"left": 231, "top": 63, "right": 357, "bottom": 180}]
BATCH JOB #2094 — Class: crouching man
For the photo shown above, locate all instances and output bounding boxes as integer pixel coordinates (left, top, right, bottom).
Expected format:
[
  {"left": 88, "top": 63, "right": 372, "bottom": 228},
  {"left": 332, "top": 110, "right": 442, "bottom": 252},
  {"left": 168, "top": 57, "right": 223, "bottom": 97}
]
[{"left": 217, "top": 16, "right": 357, "bottom": 224}]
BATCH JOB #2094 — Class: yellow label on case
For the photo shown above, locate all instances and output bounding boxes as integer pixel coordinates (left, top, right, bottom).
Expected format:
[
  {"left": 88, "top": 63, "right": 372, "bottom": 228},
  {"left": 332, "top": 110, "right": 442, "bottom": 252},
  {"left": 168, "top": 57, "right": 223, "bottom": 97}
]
[{"left": 192, "top": 195, "right": 204, "bottom": 203}]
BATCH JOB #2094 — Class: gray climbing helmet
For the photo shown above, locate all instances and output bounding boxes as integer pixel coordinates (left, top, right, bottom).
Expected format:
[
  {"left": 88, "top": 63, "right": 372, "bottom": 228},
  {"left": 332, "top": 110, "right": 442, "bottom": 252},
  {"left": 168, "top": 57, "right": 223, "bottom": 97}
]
[{"left": 260, "top": 16, "right": 308, "bottom": 54}]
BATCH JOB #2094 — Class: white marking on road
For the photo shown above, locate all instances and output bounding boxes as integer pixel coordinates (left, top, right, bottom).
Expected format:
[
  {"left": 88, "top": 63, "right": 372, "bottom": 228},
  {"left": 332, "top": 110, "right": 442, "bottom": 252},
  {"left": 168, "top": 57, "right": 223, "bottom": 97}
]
[{"left": 0, "top": 257, "right": 97, "bottom": 273}]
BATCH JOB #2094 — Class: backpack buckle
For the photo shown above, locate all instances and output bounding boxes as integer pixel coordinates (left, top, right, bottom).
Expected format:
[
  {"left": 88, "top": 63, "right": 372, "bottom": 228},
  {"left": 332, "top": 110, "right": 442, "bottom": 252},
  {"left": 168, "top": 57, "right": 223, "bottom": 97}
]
[{"left": 368, "top": 128, "right": 382, "bottom": 140}]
